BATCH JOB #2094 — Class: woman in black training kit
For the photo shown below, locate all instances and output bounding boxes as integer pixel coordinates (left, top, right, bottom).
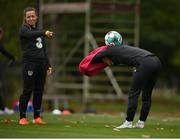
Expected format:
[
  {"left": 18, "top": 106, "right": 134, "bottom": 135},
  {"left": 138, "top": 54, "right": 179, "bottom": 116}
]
[
  {"left": 19, "top": 7, "right": 53, "bottom": 125},
  {"left": 0, "top": 27, "right": 15, "bottom": 115},
  {"left": 92, "top": 31, "right": 161, "bottom": 128}
]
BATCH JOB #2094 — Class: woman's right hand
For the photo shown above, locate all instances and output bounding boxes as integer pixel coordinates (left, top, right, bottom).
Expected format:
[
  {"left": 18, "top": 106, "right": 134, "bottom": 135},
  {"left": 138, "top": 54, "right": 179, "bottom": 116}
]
[{"left": 45, "top": 30, "right": 53, "bottom": 37}]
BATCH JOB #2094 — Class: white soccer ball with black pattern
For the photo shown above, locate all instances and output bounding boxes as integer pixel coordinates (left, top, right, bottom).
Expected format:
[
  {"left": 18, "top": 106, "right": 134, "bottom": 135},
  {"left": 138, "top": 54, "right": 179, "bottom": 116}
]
[{"left": 104, "top": 31, "right": 122, "bottom": 47}]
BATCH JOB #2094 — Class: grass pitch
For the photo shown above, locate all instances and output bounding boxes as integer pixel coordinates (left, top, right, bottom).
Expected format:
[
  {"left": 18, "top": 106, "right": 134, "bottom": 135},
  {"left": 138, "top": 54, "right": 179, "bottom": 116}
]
[{"left": 0, "top": 113, "right": 179, "bottom": 138}]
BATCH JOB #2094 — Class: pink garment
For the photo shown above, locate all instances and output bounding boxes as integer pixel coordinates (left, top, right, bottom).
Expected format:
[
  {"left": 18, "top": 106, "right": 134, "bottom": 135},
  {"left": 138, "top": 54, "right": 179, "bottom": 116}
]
[{"left": 79, "top": 45, "right": 108, "bottom": 76}]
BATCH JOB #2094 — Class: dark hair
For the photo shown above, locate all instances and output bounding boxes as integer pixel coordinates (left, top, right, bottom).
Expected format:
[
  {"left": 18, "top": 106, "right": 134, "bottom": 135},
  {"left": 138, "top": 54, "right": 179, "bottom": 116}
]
[{"left": 23, "top": 7, "right": 38, "bottom": 26}]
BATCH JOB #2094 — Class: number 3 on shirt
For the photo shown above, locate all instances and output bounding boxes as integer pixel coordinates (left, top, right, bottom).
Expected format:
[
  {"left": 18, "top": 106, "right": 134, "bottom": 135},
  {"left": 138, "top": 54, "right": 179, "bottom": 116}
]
[{"left": 36, "top": 37, "right": 43, "bottom": 48}]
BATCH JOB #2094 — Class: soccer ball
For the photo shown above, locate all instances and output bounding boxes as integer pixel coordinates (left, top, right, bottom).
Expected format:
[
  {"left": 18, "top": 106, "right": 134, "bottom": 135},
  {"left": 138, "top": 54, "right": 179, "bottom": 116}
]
[{"left": 104, "top": 31, "right": 122, "bottom": 47}]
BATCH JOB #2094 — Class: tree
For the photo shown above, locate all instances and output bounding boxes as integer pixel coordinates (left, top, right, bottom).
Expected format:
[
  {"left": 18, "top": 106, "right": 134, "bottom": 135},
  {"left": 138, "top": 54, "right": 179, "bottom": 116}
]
[{"left": 140, "top": 0, "right": 180, "bottom": 89}]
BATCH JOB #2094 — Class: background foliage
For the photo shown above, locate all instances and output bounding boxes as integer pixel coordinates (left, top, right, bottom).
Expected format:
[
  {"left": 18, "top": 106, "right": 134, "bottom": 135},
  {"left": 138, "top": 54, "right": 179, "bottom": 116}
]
[
  {"left": 140, "top": 0, "right": 180, "bottom": 89},
  {"left": 0, "top": 0, "right": 180, "bottom": 103}
]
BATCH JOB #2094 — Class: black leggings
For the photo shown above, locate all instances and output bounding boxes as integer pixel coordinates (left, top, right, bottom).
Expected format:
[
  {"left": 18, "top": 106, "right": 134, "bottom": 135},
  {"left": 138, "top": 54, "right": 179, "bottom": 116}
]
[
  {"left": 19, "top": 60, "right": 47, "bottom": 119},
  {"left": 126, "top": 56, "right": 161, "bottom": 121}
]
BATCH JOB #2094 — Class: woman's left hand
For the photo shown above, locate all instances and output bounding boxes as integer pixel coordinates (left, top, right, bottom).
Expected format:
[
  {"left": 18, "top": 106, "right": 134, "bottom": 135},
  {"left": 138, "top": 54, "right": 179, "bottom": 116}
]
[{"left": 47, "top": 67, "right": 52, "bottom": 75}]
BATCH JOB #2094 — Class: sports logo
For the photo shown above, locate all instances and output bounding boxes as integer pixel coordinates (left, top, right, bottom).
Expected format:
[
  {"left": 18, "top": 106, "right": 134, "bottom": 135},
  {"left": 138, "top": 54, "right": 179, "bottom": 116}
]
[{"left": 28, "top": 70, "right": 33, "bottom": 76}]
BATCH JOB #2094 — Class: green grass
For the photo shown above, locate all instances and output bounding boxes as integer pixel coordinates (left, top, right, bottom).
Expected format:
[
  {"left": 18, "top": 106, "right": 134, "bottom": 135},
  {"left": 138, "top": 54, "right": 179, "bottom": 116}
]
[
  {"left": 0, "top": 113, "right": 180, "bottom": 138},
  {"left": 46, "top": 94, "right": 180, "bottom": 114}
]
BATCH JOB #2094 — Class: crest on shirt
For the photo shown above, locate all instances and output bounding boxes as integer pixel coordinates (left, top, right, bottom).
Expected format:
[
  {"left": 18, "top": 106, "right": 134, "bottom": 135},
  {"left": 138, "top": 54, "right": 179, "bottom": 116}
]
[{"left": 28, "top": 70, "right": 33, "bottom": 76}]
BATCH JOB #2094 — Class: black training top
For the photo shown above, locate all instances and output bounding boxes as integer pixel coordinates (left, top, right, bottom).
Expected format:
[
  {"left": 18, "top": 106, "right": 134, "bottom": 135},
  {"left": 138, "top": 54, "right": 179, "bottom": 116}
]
[
  {"left": 19, "top": 25, "right": 50, "bottom": 68},
  {"left": 0, "top": 42, "right": 15, "bottom": 60},
  {"left": 91, "top": 44, "right": 155, "bottom": 67}
]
